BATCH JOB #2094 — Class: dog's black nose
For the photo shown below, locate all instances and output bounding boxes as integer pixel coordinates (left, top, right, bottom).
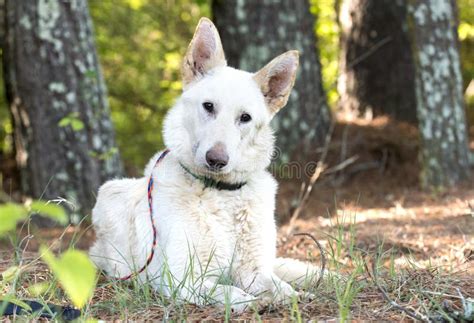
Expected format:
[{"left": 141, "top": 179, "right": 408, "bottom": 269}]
[{"left": 206, "top": 143, "right": 229, "bottom": 170}]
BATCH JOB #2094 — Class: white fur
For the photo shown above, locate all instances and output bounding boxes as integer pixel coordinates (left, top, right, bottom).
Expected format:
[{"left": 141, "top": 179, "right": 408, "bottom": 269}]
[{"left": 90, "top": 18, "right": 319, "bottom": 313}]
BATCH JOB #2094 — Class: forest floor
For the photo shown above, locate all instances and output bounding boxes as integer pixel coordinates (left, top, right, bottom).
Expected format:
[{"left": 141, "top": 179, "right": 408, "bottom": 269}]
[{"left": 1, "top": 117, "right": 473, "bottom": 321}]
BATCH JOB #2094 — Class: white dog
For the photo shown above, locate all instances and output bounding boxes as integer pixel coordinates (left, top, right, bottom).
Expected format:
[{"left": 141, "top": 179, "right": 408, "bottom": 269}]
[{"left": 90, "top": 18, "right": 320, "bottom": 313}]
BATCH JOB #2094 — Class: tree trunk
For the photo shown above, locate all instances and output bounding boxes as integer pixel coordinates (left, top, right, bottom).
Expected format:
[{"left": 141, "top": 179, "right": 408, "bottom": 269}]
[
  {"left": 212, "top": 0, "right": 332, "bottom": 164},
  {"left": 3, "top": 0, "right": 122, "bottom": 221},
  {"left": 407, "top": 0, "right": 470, "bottom": 188},
  {"left": 338, "top": 0, "right": 417, "bottom": 123}
]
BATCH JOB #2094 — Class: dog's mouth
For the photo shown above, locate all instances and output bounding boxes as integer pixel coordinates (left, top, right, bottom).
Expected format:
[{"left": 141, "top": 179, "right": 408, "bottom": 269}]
[
  {"left": 186, "top": 161, "right": 230, "bottom": 178},
  {"left": 204, "top": 165, "right": 226, "bottom": 173}
]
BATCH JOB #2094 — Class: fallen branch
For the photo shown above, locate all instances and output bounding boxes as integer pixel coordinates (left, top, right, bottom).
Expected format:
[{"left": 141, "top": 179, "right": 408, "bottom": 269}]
[
  {"left": 364, "top": 260, "right": 431, "bottom": 322},
  {"left": 324, "top": 155, "right": 359, "bottom": 174}
]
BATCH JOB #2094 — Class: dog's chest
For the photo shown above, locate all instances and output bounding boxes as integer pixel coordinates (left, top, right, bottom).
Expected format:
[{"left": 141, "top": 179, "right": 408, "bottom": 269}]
[
  {"left": 189, "top": 188, "right": 253, "bottom": 234},
  {"left": 171, "top": 185, "right": 259, "bottom": 266}
]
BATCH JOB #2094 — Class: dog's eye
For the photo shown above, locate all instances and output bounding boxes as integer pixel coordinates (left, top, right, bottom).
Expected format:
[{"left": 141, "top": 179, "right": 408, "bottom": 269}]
[
  {"left": 240, "top": 113, "right": 252, "bottom": 123},
  {"left": 202, "top": 102, "right": 214, "bottom": 113}
]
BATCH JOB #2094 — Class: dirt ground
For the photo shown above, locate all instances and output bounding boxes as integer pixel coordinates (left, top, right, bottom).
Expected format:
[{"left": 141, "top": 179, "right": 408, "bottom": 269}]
[
  {"left": 1, "top": 117, "right": 473, "bottom": 320},
  {"left": 276, "top": 117, "right": 473, "bottom": 269}
]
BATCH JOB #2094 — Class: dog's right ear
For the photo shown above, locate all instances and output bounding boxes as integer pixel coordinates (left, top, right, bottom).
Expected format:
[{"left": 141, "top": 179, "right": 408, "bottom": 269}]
[
  {"left": 182, "top": 18, "right": 226, "bottom": 89},
  {"left": 254, "top": 50, "right": 299, "bottom": 116}
]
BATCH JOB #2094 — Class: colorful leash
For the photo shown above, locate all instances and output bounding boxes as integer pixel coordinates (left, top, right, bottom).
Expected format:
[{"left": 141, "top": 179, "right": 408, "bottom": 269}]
[{"left": 119, "top": 149, "right": 170, "bottom": 281}]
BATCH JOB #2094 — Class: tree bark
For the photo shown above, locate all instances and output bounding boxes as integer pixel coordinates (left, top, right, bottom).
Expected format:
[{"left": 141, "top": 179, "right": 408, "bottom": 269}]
[
  {"left": 338, "top": 0, "right": 417, "bottom": 123},
  {"left": 212, "top": 0, "right": 332, "bottom": 164},
  {"left": 3, "top": 0, "right": 122, "bottom": 221},
  {"left": 407, "top": 0, "right": 470, "bottom": 188}
]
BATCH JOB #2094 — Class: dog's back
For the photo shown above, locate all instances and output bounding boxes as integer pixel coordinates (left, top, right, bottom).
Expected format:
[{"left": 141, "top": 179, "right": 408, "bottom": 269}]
[{"left": 89, "top": 177, "right": 150, "bottom": 277}]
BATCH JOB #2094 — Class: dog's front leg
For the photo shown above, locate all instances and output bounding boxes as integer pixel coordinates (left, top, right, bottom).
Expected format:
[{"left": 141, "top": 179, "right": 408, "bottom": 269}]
[{"left": 156, "top": 261, "right": 256, "bottom": 313}]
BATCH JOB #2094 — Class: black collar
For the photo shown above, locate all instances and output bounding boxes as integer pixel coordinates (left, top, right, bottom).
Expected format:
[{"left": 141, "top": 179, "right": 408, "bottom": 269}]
[{"left": 180, "top": 163, "right": 246, "bottom": 191}]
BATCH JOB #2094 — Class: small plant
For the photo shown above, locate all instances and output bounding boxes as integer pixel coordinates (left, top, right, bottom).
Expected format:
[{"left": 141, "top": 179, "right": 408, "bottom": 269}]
[
  {"left": 58, "top": 112, "right": 85, "bottom": 131},
  {"left": 326, "top": 211, "right": 364, "bottom": 322},
  {"left": 0, "top": 200, "right": 97, "bottom": 319}
]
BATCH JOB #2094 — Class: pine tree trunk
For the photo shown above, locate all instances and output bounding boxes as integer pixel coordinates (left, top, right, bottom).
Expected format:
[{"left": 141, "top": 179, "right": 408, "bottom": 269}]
[
  {"left": 2, "top": 0, "right": 122, "bottom": 221},
  {"left": 338, "top": 0, "right": 417, "bottom": 123},
  {"left": 407, "top": 0, "right": 470, "bottom": 188},
  {"left": 212, "top": 0, "right": 332, "bottom": 164}
]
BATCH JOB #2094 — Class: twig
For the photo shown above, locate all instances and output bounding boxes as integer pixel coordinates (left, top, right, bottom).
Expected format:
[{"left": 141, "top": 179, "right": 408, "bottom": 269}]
[
  {"left": 324, "top": 155, "right": 359, "bottom": 174},
  {"left": 346, "top": 36, "right": 392, "bottom": 70},
  {"left": 364, "top": 260, "right": 431, "bottom": 322},
  {"left": 408, "top": 289, "right": 463, "bottom": 300},
  {"left": 293, "top": 232, "right": 326, "bottom": 291}
]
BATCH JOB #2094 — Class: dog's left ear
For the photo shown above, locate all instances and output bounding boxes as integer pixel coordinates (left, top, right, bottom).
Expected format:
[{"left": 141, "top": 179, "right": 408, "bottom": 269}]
[
  {"left": 253, "top": 50, "right": 299, "bottom": 116},
  {"left": 182, "top": 17, "right": 226, "bottom": 89}
]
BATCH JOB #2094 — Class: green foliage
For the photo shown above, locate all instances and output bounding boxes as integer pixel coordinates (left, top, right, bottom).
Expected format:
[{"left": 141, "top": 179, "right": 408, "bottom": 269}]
[
  {"left": 0, "top": 62, "right": 12, "bottom": 155},
  {"left": 0, "top": 203, "right": 27, "bottom": 234},
  {"left": 89, "top": 147, "right": 119, "bottom": 161},
  {"left": 0, "top": 199, "right": 94, "bottom": 315},
  {"left": 1, "top": 265, "right": 20, "bottom": 283},
  {"left": 458, "top": 0, "right": 474, "bottom": 42},
  {"left": 27, "top": 282, "right": 51, "bottom": 297},
  {"left": 459, "top": 0, "right": 474, "bottom": 112},
  {"left": 58, "top": 112, "right": 85, "bottom": 131},
  {"left": 30, "top": 201, "right": 68, "bottom": 225},
  {"left": 41, "top": 247, "right": 97, "bottom": 309},
  {"left": 0, "top": 200, "right": 67, "bottom": 235},
  {"left": 89, "top": 0, "right": 210, "bottom": 172},
  {"left": 311, "top": 0, "right": 340, "bottom": 106}
]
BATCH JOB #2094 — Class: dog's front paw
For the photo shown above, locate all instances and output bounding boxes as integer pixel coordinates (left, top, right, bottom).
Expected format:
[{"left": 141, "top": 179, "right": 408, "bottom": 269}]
[
  {"left": 215, "top": 285, "right": 257, "bottom": 314},
  {"left": 230, "top": 293, "right": 257, "bottom": 314},
  {"left": 270, "top": 281, "right": 299, "bottom": 305}
]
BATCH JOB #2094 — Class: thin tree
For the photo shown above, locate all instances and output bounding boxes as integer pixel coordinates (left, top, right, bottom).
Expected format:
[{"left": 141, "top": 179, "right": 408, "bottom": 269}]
[
  {"left": 212, "top": 0, "right": 332, "bottom": 164},
  {"left": 338, "top": 0, "right": 417, "bottom": 123},
  {"left": 2, "top": 0, "right": 122, "bottom": 221},
  {"left": 407, "top": 0, "right": 470, "bottom": 188}
]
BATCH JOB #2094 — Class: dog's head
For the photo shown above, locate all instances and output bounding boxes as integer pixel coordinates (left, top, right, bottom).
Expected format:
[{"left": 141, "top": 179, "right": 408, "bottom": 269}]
[{"left": 164, "top": 18, "right": 299, "bottom": 182}]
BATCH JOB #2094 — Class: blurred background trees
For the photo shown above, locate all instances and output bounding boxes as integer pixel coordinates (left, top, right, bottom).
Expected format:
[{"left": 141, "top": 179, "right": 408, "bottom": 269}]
[
  {"left": 338, "top": 0, "right": 417, "bottom": 123},
  {"left": 408, "top": 0, "right": 470, "bottom": 188},
  {"left": 2, "top": 0, "right": 122, "bottom": 220},
  {"left": 0, "top": 0, "right": 472, "bottom": 218},
  {"left": 89, "top": 0, "right": 209, "bottom": 172}
]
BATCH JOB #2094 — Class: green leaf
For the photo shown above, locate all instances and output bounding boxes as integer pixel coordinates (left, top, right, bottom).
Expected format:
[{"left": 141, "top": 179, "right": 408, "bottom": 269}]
[
  {"left": 126, "top": 0, "right": 144, "bottom": 10},
  {"left": 41, "top": 247, "right": 97, "bottom": 309},
  {"left": 30, "top": 201, "right": 68, "bottom": 225},
  {"left": 28, "top": 282, "right": 51, "bottom": 297},
  {"left": 58, "top": 113, "right": 84, "bottom": 132},
  {"left": 1, "top": 266, "right": 20, "bottom": 282},
  {"left": 0, "top": 203, "right": 28, "bottom": 235},
  {"left": 58, "top": 117, "right": 71, "bottom": 127},
  {"left": 70, "top": 119, "right": 85, "bottom": 131}
]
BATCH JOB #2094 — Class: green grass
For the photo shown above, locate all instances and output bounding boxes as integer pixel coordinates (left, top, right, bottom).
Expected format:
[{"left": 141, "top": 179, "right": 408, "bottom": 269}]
[{"left": 0, "top": 213, "right": 472, "bottom": 321}]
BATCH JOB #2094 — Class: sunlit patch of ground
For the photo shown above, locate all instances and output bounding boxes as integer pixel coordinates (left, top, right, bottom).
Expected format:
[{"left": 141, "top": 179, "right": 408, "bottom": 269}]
[{"left": 279, "top": 186, "right": 474, "bottom": 270}]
